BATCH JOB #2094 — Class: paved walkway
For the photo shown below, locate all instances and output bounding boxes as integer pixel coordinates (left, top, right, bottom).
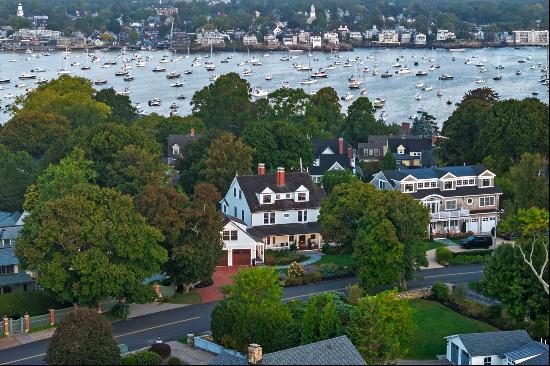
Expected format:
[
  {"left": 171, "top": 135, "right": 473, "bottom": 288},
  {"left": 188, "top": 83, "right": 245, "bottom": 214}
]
[
  {"left": 128, "top": 302, "right": 186, "bottom": 319},
  {"left": 196, "top": 266, "right": 242, "bottom": 303},
  {"left": 422, "top": 249, "right": 444, "bottom": 269},
  {"left": 167, "top": 341, "right": 216, "bottom": 365},
  {"left": 276, "top": 252, "right": 322, "bottom": 270}
]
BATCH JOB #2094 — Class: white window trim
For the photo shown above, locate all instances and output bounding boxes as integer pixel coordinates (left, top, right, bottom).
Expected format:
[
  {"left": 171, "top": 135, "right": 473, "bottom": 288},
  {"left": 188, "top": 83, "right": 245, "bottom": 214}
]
[
  {"left": 445, "top": 200, "right": 458, "bottom": 211},
  {"left": 479, "top": 196, "right": 495, "bottom": 207}
]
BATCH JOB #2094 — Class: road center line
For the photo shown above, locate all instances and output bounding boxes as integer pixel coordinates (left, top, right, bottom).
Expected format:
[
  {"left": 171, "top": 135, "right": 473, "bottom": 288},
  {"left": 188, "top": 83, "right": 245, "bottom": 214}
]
[
  {"left": 1, "top": 316, "right": 201, "bottom": 365},
  {"left": 423, "top": 271, "right": 483, "bottom": 279},
  {"left": 114, "top": 316, "right": 201, "bottom": 338}
]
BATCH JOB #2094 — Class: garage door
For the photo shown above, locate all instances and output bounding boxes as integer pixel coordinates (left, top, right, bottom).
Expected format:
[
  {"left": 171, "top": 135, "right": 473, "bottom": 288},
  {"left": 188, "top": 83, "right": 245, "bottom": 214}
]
[
  {"left": 233, "top": 249, "right": 251, "bottom": 266},
  {"left": 466, "top": 218, "right": 479, "bottom": 233},
  {"left": 218, "top": 251, "right": 228, "bottom": 266},
  {"left": 481, "top": 217, "right": 496, "bottom": 233}
]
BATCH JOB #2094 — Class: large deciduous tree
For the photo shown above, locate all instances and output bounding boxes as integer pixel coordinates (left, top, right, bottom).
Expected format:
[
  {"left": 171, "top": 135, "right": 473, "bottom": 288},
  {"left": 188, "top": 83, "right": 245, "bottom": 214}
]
[
  {"left": 320, "top": 170, "right": 358, "bottom": 195},
  {"left": 0, "top": 111, "right": 70, "bottom": 160},
  {"left": 201, "top": 132, "right": 254, "bottom": 194},
  {"left": 16, "top": 184, "right": 167, "bottom": 305},
  {"left": 0, "top": 144, "right": 39, "bottom": 211},
  {"left": 94, "top": 88, "right": 136, "bottom": 122},
  {"left": 191, "top": 72, "right": 256, "bottom": 133},
  {"left": 346, "top": 290, "right": 415, "bottom": 365}
]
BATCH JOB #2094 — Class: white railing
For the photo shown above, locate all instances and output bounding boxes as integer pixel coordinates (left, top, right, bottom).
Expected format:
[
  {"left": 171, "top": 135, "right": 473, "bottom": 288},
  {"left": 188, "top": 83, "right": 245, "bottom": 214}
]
[{"left": 430, "top": 208, "right": 470, "bottom": 220}]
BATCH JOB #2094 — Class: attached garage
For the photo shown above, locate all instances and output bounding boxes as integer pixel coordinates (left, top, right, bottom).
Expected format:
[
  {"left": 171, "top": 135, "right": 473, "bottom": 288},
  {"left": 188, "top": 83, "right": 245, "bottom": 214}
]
[
  {"left": 466, "top": 218, "right": 479, "bottom": 233},
  {"left": 232, "top": 249, "right": 252, "bottom": 266},
  {"left": 481, "top": 216, "right": 496, "bottom": 233}
]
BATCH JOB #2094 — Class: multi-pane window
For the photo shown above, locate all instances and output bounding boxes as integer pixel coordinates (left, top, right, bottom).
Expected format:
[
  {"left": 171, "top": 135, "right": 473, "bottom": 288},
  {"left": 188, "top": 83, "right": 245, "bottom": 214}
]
[
  {"left": 403, "top": 183, "right": 414, "bottom": 193},
  {"left": 431, "top": 181, "right": 437, "bottom": 188},
  {"left": 262, "top": 195, "right": 272, "bottom": 204},
  {"left": 0, "top": 265, "right": 15, "bottom": 275},
  {"left": 480, "top": 196, "right": 495, "bottom": 207},
  {"left": 297, "top": 192, "right": 307, "bottom": 201},
  {"left": 298, "top": 210, "right": 308, "bottom": 222},
  {"left": 264, "top": 212, "right": 275, "bottom": 224},
  {"left": 481, "top": 178, "right": 491, "bottom": 187},
  {"left": 445, "top": 200, "right": 457, "bottom": 210},
  {"left": 418, "top": 182, "right": 424, "bottom": 189},
  {"left": 443, "top": 181, "right": 454, "bottom": 190},
  {"left": 222, "top": 231, "right": 238, "bottom": 241},
  {"left": 483, "top": 356, "right": 492, "bottom": 365}
]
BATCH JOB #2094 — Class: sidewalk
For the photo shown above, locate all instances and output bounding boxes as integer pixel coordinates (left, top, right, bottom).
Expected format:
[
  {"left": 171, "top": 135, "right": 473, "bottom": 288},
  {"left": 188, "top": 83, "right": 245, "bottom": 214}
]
[{"left": 422, "top": 249, "right": 444, "bottom": 269}]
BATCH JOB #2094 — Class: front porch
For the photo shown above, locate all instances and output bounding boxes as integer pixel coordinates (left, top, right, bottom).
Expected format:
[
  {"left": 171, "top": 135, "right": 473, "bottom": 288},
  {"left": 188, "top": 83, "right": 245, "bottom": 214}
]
[{"left": 247, "top": 222, "right": 324, "bottom": 251}]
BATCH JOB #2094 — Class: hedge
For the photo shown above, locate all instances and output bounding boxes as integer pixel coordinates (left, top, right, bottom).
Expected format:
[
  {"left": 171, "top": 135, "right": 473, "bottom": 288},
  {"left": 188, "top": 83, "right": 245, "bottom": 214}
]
[
  {"left": 121, "top": 351, "right": 162, "bottom": 365},
  {"left": 0, "top": 291, "right": 70, "bottom": 318},
  {"left": 436, "top": 248, "right": 492, "bottom": 266}
]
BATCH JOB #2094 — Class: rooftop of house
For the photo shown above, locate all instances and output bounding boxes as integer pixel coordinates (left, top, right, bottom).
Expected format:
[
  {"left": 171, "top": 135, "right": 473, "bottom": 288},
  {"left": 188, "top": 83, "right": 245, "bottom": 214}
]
[
  {"left": 0, "top": 247, "right": 20, "bottom": 267},
  {"left": 235, "top": 171, "right": 325, "bottom": 213},
  {"left": 209, "top": 336, "right": 367, "bottom": 365},
  {"left": 388, "top": 137, "right": 432, "bottom": 153},
  {"left": 381, "top": 164, "right": 491, "bottom": 182},
  {"left": 448, "top": 330, "right": 546, "bottom": 361},
  {"left": 309, "top": 154, "right": 352, "bottom": 176},
  {"left": 0, "top": 226, "right": 22, "bottom": 241},
  {"left": 505, "top": 341, "right": 549, "bottom": 365},
  {"left": 0, "top": 211, "right": 25, "bottom": 228},
  {"left": 313, "top": 138, "right": 351, "bottom": 157}
]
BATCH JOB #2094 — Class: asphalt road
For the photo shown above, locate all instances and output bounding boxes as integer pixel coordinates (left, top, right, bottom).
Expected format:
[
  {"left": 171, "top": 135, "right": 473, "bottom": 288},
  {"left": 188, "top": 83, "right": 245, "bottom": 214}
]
[{"left": 0, "top": 264, "right": 484, "bottom": 365}]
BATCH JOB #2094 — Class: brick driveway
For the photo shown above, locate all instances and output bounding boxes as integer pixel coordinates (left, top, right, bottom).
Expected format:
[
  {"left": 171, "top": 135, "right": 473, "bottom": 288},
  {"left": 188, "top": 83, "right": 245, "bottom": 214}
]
[{"left": 196, "top": 266, "right": 247, "bottom": 303}]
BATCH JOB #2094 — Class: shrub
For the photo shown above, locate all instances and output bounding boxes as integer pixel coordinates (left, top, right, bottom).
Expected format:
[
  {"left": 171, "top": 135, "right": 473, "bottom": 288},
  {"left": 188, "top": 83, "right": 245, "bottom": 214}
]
[
  {"left": 168, "top": 357, "right": 182, "bottom": 365},
  {"left": 150, "top": 342, "right": 171, "bottom": 359},
  {"left": 488, "top": 304, "right": 503, "bottom": 320},
  {"left": 447, "top": 231, "right": 474, "bottom": 240},
  {"left": 121, "top": 351, "right": 162, "bottom": 365},
  {"left": 0, "top": 291, "right": 69, "bottom": 318},
  {"left": 264, "top": 250, "right": 308, "bottom": 266},
  {"left": 452, "top": 284, "right": 468, "bottom": 304},
  {"left": 346, "top": 284, "right": 364, "bottom": 305},
  {"left": 532, "top": 315, "right": 549, "bottom": 339},
  {"left": 435, "top": 247, "right": 453, "bottom": 265},
  {"left": 287, "top": 262, "right": 305, "bottom": 278},
  {"left": 45, "top": 308, "right": 120, "bottom": 365},
  {"left": 284, "top": 271, "right": 321, "bottom": 287},
  {"left": 321, "top": 244, "right": 353, "bottom": 255},
  {"left": 432, "top": 283, "right": 450, "bottom": 303},
  {"left": 112, "top": 303, "right": 130, "bottom": 319}
]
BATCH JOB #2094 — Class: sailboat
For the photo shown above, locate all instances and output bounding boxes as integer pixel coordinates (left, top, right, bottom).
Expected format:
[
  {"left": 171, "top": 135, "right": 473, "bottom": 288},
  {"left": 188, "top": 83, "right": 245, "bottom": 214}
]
[
  {"left": 58, "top": 45, "right": 71, "bottom": 75},
  {"left": 81, "top": 44, "right": 91, "bottom": 70},
  {"left": 493, "top": 55, "right": 502, "bottom": 80},
  {"left": 205, "top": 43, "right": 216, "bottom": 71}
]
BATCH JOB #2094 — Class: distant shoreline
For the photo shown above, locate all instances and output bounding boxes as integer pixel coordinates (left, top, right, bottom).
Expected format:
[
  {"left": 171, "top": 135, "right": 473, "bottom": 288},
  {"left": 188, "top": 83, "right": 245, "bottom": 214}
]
[{"left": 0, "top": 42, "right": 547, "bottom": 53}]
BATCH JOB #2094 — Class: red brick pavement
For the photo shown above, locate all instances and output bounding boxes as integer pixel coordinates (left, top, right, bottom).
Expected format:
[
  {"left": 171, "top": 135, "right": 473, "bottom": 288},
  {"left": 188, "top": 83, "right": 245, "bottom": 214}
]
[{"left": 196, "top": 266, "right": 248, "bottom": 303}]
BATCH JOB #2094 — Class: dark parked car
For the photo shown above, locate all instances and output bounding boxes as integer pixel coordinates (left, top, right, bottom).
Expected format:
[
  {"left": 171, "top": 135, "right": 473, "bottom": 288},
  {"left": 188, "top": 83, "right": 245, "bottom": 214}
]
[{"left": 459, "top": 235, "right": 494, "bottom": 249}]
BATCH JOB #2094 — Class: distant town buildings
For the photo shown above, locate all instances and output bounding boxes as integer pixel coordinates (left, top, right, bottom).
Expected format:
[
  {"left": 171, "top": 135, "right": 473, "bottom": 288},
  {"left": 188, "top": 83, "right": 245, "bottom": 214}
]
[
  {"left": 155, "top": 7, "right": 179, "bottom": 17},
  {"left": 414, "top": 33, "right": 427, "bottom": 45},
  {"left": 513, "top": 30, "right": 549, "bottom": 45},
  {"left": 243, "top": 34, "right": 258, "bottom": 46},
  {"left": 436, "top": 29, "right": 457, "bottom": 41},
  {"left": 195, "top": 30, "right": 229, "bottom": 46},
  {"left": 16, "top": 3, "right": 24, "bottom": 18},
  {"left": 379, "top": 29, "right": 399, "bottom": 44}
]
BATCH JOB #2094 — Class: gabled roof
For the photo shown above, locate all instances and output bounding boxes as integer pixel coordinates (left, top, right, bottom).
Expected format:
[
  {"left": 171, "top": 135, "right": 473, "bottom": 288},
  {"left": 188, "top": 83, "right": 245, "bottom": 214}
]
[
  {"left": 505, "top": 341, "right": 549, "bottom": 365},
  {"left": 448, "top": 330, "right": 533, "bottom": 357},
  {"left": 0, "top": 226, "right": 22, "bottom": 240},
  {"left": 309, "top": 154, "right": 352, "bottom": 176},
  {"left": 0, "top": 211, "right": 24, "bottom": 228},
  {"left": 382, "top": 164, "right": 491, "bottom": 182},
  {"left": 388, "top": 138, "right": 432, "bottom": 153},
  {"left": 236, "top": 172, "right": 325, "bottom": 213},
  {"left": 261, "top": 336, "right": 366, "bottom": 365},
  {"left": 313, "top": 138, "right": 351, "bottom": 157}
]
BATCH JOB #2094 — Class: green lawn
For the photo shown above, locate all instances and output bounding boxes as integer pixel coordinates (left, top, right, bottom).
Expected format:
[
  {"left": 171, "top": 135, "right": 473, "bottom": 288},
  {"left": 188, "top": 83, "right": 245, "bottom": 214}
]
[
  {"left": 163, "top": 289, "right": 201, "bottom": 305},
  {"left": 423, "top": 240, "right": 447, "bottom": 251},
  {"left": 406, "top": 299, "right": 497, "bottom": 360},
  {"left": 317, "top": 254, "right": 354, "bottom": 266}
]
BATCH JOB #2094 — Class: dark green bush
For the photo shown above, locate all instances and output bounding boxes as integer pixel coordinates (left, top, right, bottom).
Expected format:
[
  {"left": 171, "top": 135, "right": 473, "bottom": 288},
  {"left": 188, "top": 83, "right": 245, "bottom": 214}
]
[
  {"left": 264, "top": 250, "right": 308, "bottom": 266},
  {"left": 0, "top": 291, "right": 69, "bottom": 318},
  {"left": 284, "top": 271, "right": 322, "bottom": 287},
  {"left": 168, "top": 357, "right": 182, "bottom": 365},
  {"left": 150, "top": 342, "right": 171, "bottom": 359},
  {"left": 121, "top": 351, "right": 162, "bottom": 365},
  {"left": 488, "top": 304, "right": 503, "bottom": 319},
  {"left": 45, "top": 308, "right": 120, "bottom": 365},
  {"left": 432, "top": 283, "right": 450, "bottom": 303},
  {"left": 321, "top": 245, "right": 353, "bottom": 255}
]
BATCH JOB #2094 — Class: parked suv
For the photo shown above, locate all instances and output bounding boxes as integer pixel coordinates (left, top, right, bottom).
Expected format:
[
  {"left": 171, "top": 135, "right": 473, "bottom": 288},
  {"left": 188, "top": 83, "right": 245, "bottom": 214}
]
[{"left": 459, "top": 235, "right": 494, "bottom": 249}]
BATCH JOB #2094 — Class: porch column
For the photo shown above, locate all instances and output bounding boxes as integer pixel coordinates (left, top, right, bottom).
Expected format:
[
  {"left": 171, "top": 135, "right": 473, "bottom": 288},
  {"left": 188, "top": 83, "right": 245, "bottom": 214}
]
[
  {"left": 251, "top": 247, "right": 256, "bottom": 266},
  {"left": 228, "top": 249, "right": 233, "bottom": 267}
]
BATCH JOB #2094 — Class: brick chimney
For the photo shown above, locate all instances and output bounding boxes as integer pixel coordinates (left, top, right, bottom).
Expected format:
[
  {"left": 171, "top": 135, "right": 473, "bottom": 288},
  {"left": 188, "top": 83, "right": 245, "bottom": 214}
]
[
  {"left": 190, "top": 128, "right": 195, "bottom": 136},
  {"left": 248, "top": 344, "right": 263, "bottom": 365},
  {"left": 401, "top": 122, "right": 411, "bottom": 135},
  {"left": 338, "top": 137, "right": 344, "bottom": 155},
  {"left": 258, "top": 163, "right": 266, "bottom": 176},
  {"left": 431, "top": 135, "right": 437, "bottom": 146},
  {"left": 347, "top": 147, "right": 353, "bottom": 165},
  {"left": 276, "top": 167, "right": 285, "bottom": 187}
]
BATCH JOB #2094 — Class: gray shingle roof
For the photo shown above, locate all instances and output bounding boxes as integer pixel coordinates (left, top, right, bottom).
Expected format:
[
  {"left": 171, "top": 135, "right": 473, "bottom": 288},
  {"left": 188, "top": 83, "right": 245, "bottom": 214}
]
[
  {"left": 0, "top": 211, "right": 24, "bottom": 228},
  {"left": 309, "top": 154, "right": 352, "bottom": 176},
  {"left": 236, "top": 172, "right": 325, "bottom": 213},
  {"left": 209, "top": 350, "right": 248, "bottom": 365},
  {"left": 388, "top": 138, "right": 432, "bottom": 154},
  {"left": 382, "top": 164, "right": 489, "bottom": 182},
  {"left": 0, "top": 247, "right": 20, "bottom": 266},
  {"left": 409, "top": 186, "right": 503, "bottom": 199},
  {"left": 505, "top": 341, "right": 549, "bottom": 365},
  {"left": 261, "top": 336, "right": 366, "bottom": 365},
  {"left": 452, "top": 330, "right": 533, "bottom": 357},
  {"left": 247, "top": 222, "right": 320, "bottom": 238},
  {"left": 0, "top": 271, "right": 33, "bottom": 286}
]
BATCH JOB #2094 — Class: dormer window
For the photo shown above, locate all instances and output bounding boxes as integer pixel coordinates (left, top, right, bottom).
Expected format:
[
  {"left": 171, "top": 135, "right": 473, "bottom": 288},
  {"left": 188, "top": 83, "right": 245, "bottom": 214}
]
[
  {"left": 403, "top": 183, "right": 414, "bottom": 193},
  {"left": 397, "top": 145, "right": 405, "bottom": 155},
  {"left": 262, "top": 194, "right": 272, "bottom": 204},
  {"left": 443, "top": 181, "right": 454, "bottom": 190},
  {"left": 172, "top": 144, "right": 180, "bottom": 156},
  {"left": 480, "top": 178, "right": 492, "bottom": 187},
  {"left": 297, "top": 192, "right": 307, "bottom": 201}
]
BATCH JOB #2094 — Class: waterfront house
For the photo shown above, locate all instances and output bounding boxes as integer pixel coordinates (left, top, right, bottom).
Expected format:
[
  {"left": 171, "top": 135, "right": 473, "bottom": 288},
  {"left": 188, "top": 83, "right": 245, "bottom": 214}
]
[
  {"left": 445, "top": 330, "right": 548, "bottom": 365},
  {"left": 513, "top": 30, "right": 549, "bottom": 45},
  {"left": 378, "top": 29, "right": 399, "bottom": 44},
  {"left": 220, "top": 166, "right": 325, "bottom": 251},
  {"left": 310, "top": 34, "right": 322, "bottom": 48},
  {"left": 414, "top": 33, "right": 427, "bottom": 45},
  {"left": 371, "top": 165, "right": 503, "bottom": 235},
  {"left": 243, "top": 35, "right": 258, "bottom": 46},
  {"left": 0, "top": 211, "right": 33, "bottom": 295},
  {"left": 164, "top": 128, "right": 200, "bottom": 166},
  {"left": 437, "top": 29, "right": 457, "bottom": 41},
  {"left": 309, "top": 137, "right": 356, "bottom": 184}
]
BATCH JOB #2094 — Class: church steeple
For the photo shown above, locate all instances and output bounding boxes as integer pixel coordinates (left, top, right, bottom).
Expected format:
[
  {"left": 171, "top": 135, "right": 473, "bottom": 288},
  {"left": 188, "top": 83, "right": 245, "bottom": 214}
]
[{"left": 17, "top": 2, "right": 24, "bottom": 18}]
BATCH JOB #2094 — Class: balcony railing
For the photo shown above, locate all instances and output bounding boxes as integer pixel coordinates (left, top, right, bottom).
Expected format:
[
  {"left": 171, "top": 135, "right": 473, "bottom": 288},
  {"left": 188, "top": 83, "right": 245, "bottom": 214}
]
[{"left": 430, "top": 208, "right": 470, "bottom": 220}]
